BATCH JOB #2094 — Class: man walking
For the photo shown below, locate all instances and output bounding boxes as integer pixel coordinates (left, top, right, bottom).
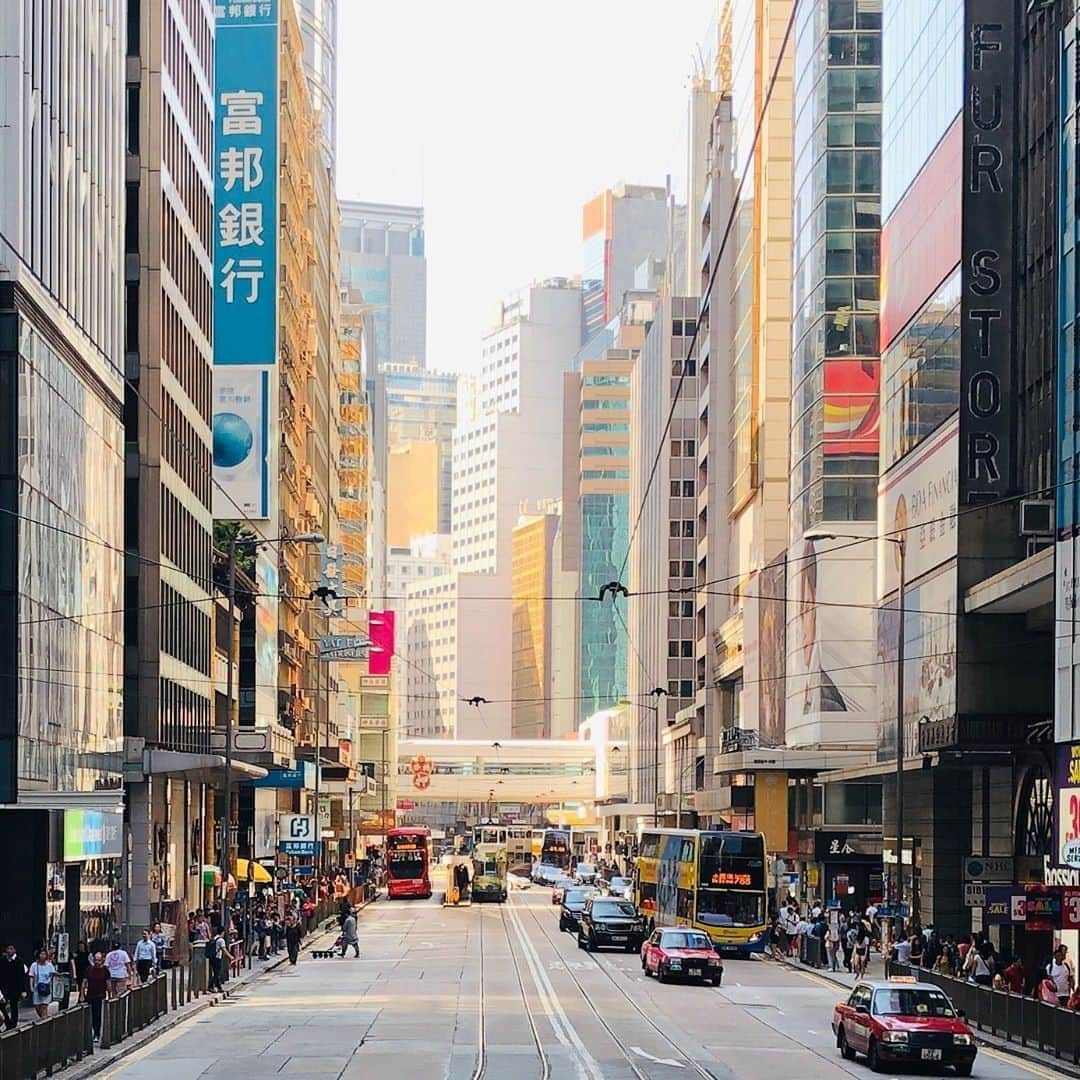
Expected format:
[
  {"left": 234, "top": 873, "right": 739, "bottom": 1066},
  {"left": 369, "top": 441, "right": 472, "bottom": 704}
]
[
  {"left": 285, "top": 914, "right": 304, "bottom": 966},
  {"left": 207, "top": 929, "right": 231, "bottom": 993},
  {"left": 339, "top": 908, "right": 359, "bottom": 958},
  {"left": 134, "top": 929, "right": 157, "bottom": 983},
  {"left": 0, "top": 944, "right": 27, "bottom": 1030}
]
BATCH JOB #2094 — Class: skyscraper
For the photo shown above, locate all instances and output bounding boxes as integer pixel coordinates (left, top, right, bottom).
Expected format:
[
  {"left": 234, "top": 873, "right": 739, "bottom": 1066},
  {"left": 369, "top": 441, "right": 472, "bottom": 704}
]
[
  {"left": 0, "top": 0, "right": 127, "bottom": 953},
  {"left": 297, "top": 0, "right": 337, "bottom": 167},
  {"left": 123, "top": 0, "right": 218, "bottom": 931},
  {"left": 340, "top": 201, "right": 427, "bottom": 369}
]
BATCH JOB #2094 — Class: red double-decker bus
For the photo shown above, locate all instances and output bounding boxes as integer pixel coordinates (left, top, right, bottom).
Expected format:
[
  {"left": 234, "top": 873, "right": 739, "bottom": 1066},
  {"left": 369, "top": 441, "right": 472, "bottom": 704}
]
[{"left": 386, "top": 826, "right": 432, "bottom": 899}]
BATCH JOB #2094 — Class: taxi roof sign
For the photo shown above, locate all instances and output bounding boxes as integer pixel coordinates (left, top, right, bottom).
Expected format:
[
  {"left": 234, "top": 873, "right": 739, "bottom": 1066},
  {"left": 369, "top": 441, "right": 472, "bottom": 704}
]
[{"left": 888, "top": 975, "right": 918, "bottom": 983}]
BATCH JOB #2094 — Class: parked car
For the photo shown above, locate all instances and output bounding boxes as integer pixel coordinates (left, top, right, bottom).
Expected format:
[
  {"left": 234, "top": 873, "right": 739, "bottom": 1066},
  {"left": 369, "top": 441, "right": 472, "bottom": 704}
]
[
  {"left": 577, "top": 897, "right": 646, "bottom": 952},
  {"left": 640, "top": 928, "right": 722, "bottom": 985}
]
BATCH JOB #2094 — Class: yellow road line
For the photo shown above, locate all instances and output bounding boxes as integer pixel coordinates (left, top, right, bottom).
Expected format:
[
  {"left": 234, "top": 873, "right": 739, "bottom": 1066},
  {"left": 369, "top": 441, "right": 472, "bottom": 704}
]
[{"left": 980, "top": 1045, "right": 1071, "bottom": 1080}]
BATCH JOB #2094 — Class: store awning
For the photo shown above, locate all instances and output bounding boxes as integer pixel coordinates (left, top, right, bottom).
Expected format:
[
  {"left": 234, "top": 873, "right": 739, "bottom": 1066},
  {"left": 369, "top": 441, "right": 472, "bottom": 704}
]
[
  {"left": 5, "top": 789, "right": 126, "bottom": 813},
  {"left": 235, "top": 858, "right": 273, "bottom": 884},
  {"left": 142, "top": 750, "right": 268, "bottom": 784}
]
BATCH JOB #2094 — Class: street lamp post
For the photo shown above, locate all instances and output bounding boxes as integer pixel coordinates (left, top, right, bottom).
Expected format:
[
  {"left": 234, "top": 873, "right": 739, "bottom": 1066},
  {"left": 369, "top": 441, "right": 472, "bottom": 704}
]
[
  {"left": 806, "top": 530, "right": 907, "bottom": 932},
  {"left": 219, "top": 529, "right": 322, "bottom": 941}
]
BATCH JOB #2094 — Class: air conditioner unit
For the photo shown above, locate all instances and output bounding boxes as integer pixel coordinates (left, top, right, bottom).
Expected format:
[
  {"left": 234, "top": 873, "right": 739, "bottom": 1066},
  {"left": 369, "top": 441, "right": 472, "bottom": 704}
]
[{"left": 1019, "top": 499, "right": 1053, "bottom": 537}]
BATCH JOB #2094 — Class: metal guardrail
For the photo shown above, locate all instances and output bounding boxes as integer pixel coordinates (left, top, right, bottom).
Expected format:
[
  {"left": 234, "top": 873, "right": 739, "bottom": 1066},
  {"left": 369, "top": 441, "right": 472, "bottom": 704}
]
[
  {"left": 0, "top": 1003, "right": 92, "bottom": 1079},
  {"left": 100, "top": 973, "right": 169, "bottom": 1050},
  {"left": 891, "top": 962, "right": 1080, "bottom": 1064}
]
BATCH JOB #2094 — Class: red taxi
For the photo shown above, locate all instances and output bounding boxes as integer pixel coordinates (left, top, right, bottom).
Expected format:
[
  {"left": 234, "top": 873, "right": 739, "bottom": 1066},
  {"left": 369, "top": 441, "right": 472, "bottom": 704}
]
[
  {"left": 832, "top": 977, "right": 976, "bottom": 1075},
  {"left": 640, "top": 927, "right": 723, "bottom": 986}
]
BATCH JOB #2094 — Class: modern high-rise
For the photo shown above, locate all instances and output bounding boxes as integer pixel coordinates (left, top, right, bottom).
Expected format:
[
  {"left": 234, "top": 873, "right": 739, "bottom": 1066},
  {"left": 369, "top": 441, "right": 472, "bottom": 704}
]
[
  {"left": 582, "top": 184, "right": 671, "bottom": 342},
  {"left": 123, "top": 0, "right": 218, "bottom": 932},
  {"left": 377, "top": 362, "right": 457, "bottom": 538},
  {"left": 340, "top": 201, "right": 427, "bottom": 368},
  {"left": 0, "top": 0, "right": 127, "bottom": 954},
  {"left": 387, "top": 534, "right": 452, "bottom": 631},
  {"left": 297, "top": 0, "right": 337, "bottom": 167},
  {"left": 626, "top": 293, "right": 700, "bottom": 814}
]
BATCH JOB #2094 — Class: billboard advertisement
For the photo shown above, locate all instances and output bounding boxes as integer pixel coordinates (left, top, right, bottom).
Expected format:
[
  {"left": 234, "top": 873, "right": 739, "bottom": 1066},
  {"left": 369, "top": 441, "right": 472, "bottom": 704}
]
[
  {"left": 254, "top": 548, "right": 278, "bottom": 724},
  {"left": 786, "top": 538, "right": 876, "bottom": 748},
  {"left": 368, "top": 610, "right": 395, "bottom": 676},
  {"left": 876, "top": 563, "right": 957, "bottom": 763},
  {"left": 823, "top": 359, "right": 879, "bottom": 460},
  {"left": 1055, "top": 741, "right": 1080, "bottom": 871},
  {"left": 877, "top": 414, "right": 958, "bottom": 599},
  {"left": 212, "top": 1, "right": 279, "bottom": 520},
  {"left": 759, "top": 557, "right": 786, "bottom": 747}
]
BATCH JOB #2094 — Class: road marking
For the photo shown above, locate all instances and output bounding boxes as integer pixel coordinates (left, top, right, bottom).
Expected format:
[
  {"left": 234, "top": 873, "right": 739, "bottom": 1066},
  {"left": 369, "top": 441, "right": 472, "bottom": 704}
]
[
  {"left": 980, "top": 1046, "right": 1066, "bottom": 1079},
  {"left": 630, "top": 1046, "right": 686, "bottom": 1068},
  {"left": 504, "top": 899, "right": 599, "bottom": 1080}
]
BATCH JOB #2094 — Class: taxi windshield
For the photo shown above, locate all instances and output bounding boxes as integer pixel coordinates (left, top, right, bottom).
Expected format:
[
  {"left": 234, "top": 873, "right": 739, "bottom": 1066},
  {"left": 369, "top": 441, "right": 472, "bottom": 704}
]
[
  {"left": 873, "top": 989, "right": 956, "bottom": 1018},
  {"left": 660, "top": 932, "right": 712, "bottom": 950}
]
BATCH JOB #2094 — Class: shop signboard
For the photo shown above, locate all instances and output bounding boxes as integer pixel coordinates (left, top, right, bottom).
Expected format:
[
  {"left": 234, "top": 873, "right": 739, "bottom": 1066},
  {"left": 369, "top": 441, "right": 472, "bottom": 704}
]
[
  {"left": 1064, "top": 887, "right": 1080, "bottom": 930},
  {"left": 983, "top": 885, "right": 1025, "bottom": 925},
  {"left": 1055, "top": 741, "right": 1080, "bottom": 869},
  {"left": 251, "top": 763, "right": 315, "bottom": 789},
  {"left": 277, "top": 814, "right": 316, "bottom": 856},
  {"left": 1025, "top": 884, "right": 1063, "bottom": 931},
  {"left": 963, "top": 883, "right": 985, "bottom": 908},
  {"left": 63, "top": 810, "right": 123, "bottom": 862},
  {"left": 962, "top": 855, "right": 1014, "bottom": 882}
]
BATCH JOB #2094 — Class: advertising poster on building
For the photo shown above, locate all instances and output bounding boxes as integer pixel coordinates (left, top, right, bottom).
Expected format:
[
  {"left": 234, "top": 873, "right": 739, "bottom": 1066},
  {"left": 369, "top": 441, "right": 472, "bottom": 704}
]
[
  {"left": 1055, "top": 741, "right": 1080, "bottom": 870},
  {"left": 212, "top": 1, "right": 279, "bottom": 521},
  {"left": 787, "top": 538, "right": 875, "bottom": 746},
  {"left": 758, "top": 557, "right": 786, "bottom": 747},
  {"left": 876, "top": 564, "right": 957, "bottom": 763},
  {"left": 254, "top": 547, "right": 278, "bottom": 723},
  {"left": 876, "top": 415, "right": 958, "bottom": 600}
]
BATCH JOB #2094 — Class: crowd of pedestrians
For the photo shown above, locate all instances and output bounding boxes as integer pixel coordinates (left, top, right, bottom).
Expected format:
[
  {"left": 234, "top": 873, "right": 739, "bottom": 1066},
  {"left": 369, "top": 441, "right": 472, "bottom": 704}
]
[{"left": 767, "top": 898, "right": 1080, "bottom": 1016}]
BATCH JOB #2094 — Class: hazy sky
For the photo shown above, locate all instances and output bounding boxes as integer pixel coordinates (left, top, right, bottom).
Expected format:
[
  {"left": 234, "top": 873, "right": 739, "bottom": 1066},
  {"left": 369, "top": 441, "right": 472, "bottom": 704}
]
[{"left": 335, "top": 0, "right": 717, "bottom": 375}]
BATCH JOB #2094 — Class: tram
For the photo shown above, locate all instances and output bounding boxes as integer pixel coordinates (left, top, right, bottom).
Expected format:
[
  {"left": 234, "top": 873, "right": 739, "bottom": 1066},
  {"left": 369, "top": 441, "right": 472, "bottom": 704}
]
[
  {"left": 471, "top": 821, "right": 508, "bottom": 902},
  {"left": 386, "top": 826, "right": 433, "bottom": 899}
]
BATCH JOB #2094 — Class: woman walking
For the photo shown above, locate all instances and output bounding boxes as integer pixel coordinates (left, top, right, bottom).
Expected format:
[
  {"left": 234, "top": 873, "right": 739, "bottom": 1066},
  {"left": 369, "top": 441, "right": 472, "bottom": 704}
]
[{"left": 28, "top": 948, "right": 55, "bottom": 1019}]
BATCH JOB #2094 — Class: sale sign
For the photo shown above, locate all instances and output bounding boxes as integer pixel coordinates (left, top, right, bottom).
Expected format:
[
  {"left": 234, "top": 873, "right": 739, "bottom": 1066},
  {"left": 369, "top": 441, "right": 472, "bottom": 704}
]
[
  {"left": 1064, "top": 888, "right": 1080, "bottom": 930},
  {"left": 1055, "top": 742, "right": 1080, "bottom": 869}
]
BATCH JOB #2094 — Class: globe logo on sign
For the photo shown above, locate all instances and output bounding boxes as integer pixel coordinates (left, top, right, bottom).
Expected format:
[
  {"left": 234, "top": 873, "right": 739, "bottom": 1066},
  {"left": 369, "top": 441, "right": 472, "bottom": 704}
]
[
  {"left": 213, "top": 412, "right": 254, "bottom": 467},
  {"left": 967, "top": 859, "right": 983, "bottom": 878}
]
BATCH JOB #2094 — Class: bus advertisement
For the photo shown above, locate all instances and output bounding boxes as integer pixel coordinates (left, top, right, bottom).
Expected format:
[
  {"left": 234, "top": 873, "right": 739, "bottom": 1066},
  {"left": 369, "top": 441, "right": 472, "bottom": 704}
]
[
  {"left": 635, "top": 829, "right": 767, "bottom": 956},
  {"left": 386, "top": 826, "right": 433, "bottom": 899}
]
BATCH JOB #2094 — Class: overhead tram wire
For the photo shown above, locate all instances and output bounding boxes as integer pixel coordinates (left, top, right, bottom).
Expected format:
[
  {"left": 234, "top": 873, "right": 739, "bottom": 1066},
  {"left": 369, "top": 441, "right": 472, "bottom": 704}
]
[{"left": 616, "top": 2, "right": 799, "bottom": 586}]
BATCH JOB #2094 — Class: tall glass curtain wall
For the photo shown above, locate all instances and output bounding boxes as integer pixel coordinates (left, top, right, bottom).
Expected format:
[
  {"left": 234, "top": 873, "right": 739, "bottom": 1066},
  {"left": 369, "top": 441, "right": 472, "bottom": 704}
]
[{"left": 791, "top": 0, "right": 882, "bottom": 534}]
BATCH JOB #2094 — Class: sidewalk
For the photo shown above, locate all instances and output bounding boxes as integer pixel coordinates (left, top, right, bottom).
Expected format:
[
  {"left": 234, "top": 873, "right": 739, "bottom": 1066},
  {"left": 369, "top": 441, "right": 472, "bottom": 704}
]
[
  {"left": 763, "top": 951, "right": 1080, "bottom": 1078},
  {"left": 57, "top": 900, "right": 373, "bottom": 1080}
]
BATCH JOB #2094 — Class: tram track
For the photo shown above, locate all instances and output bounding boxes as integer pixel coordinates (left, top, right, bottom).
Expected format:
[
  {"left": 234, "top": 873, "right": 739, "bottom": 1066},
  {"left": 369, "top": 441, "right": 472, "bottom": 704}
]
[
  {"left": 473, "top": 902, "right": 550, "bottom": 1080},
  {"left": 513, "top": 891, "right": 722, "bottom": 1080}
]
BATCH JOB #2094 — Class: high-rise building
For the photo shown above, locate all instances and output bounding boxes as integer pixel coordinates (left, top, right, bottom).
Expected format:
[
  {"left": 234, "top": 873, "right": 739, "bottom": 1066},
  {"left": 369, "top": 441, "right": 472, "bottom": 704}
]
[
  {"left": 123, "top": 0, "right": 217, "bottom": 931},
  {"left": 0, "top": 0, "right": 127, "bottom": 953},
  {"left": 582, "top": 184, "right": 670, "bottom": 342},
  {"left": 387, "top": 534, "right": 452, "bottom": 631},
  {"left": 340, "top": 201, "right": 427, "bottom": 369},
  {"left": 626, "top": 294, "right": 699, "bottom": 814},
  {"left": 297, "top": 0, "right": 337, "bottom": 167},
  {"left": 377, "top": 362, "right": 457, "bottom": 538}
]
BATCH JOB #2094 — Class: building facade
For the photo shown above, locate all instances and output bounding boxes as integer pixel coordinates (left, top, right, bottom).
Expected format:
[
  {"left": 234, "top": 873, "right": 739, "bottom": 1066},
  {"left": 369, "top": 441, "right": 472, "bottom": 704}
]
[
  {"left": 0, "top": 0, "right": 127, "bottom": 954},
  {"left": 296, "top": 0, "right": 337, "bottom": 167},
  {"left": 340, "top": 201, "right": 427, "bottom": 369}
]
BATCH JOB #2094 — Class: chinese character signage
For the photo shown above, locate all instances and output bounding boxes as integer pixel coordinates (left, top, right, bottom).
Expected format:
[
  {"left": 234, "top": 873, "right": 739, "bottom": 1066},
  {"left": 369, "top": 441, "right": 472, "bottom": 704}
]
[{"left": 212, "top": 1, "right": 278, "bottom": 519}]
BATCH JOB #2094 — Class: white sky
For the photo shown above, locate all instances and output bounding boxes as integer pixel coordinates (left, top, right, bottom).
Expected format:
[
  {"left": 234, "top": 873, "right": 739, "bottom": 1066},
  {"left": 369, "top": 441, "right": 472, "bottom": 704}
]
[{"left": 335, "top": 0, "right": 717, "bottom": 375}]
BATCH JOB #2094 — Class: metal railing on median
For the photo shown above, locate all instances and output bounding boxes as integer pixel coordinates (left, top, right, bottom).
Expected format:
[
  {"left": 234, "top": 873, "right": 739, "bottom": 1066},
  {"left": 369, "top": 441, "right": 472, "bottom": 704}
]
[
  {"left": 0, "top": 1003, "right": 92, "bottom": 1079},
  {"left": 891, "top": 961, "right": 1080, "bottom": 1065},
  {"left": 99, "top": 973, "right": 170, "bottom": 1050}
]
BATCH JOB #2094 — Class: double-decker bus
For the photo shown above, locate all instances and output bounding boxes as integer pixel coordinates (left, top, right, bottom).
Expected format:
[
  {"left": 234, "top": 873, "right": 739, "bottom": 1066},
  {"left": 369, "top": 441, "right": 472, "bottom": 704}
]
[
  {"left": 635, "top": 829, "right": 767, "bottom": 956},
  {"left": 386, "top": 826, "right": 432, "bottom": 899},
  {"left": 540, "top": 827, "right": 571, "bottom": 870}
]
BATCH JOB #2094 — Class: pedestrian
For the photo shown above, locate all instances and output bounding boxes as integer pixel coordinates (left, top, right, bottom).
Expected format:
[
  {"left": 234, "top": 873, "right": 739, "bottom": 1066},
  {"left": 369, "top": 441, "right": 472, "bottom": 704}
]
[
  {"left": 1047, "top": 943, "right": 1075, "bottom": 1005},
  {"left": 28, "top": 948, "right": 55, "bottom": 1019},
  {"left": 208, "top": 929, "right": 231, "bottom": 992},
  {"left": 853, "top": 919, "right": 870, "bottom": 978},
  {"left": 71, "top": 940, "right": 92, "bottom": 992},
  {"left": 285, "top": 914, "right": 304, "bottom": 966},
  {"left": 826, "top": 916, "right": 840, "bottom": 972},
  {"left": 1002, "top": 956, "right": 1025, "bottom": 995},
  {"left": 133, "top": 929, "right": 157, "bottom": 983},
  {"left": 963, "top": 943, "right": 992, "bottom": 987},
  {"left": 908, "top": 932, "right": 924, "bottom": 968},
  {"left": 151, "top": 923, "right": 167, "bottom": 970},
  {"left": 192, "top": 911, "right": 211, "bottom": 943},
  {"left": 340, "top": 908, "right": 359, "bottom": 958},
  {"left": 255, "top": 910, "right": 269, "bottom": 960},
  {"left": 104, "top": 940, "right": 132, "bottom": 997},
  {"left": 0, "top": 944, "right": 27, "bottom": 1030},
  {"left": 79, "top": 953, "right": 109, "bottom": 1042}
]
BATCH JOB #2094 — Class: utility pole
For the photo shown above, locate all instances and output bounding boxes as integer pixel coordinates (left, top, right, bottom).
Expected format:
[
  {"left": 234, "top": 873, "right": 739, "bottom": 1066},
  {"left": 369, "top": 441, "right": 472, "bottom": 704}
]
[
  {"left": 221, "top": 533, "right": 237, "bottom": 939},
  {"left": 895, "top": 536, "right": 906, "bottom": 937}
]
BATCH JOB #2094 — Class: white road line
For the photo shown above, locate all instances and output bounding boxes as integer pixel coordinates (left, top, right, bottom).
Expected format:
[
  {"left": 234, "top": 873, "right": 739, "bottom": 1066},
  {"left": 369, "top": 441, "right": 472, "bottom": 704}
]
[
  {"left": 630, "top": 1046, "right": 686, "bottom": 1068},
  {"left": 504, "top": 899, "right": 602, "bottom": 1080}
]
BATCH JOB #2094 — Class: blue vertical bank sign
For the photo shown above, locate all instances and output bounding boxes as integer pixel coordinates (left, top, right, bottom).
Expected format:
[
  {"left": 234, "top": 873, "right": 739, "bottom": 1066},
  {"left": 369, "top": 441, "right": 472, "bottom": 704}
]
[{"left": 212, "top": 1, "right": 279, "bottom": 520}]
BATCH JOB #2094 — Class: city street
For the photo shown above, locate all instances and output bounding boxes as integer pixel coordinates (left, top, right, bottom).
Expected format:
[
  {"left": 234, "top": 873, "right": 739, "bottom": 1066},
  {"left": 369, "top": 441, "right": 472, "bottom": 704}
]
[{"left": 97, "top": 889, "right": 1057, "bottom": 1080}]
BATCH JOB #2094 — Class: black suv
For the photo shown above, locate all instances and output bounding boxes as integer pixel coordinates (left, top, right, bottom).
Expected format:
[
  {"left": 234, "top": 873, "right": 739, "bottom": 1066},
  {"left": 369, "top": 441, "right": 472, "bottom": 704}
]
[
  {"left": 577, "top": 897, "right": 645, "bottom": 952},
  {"left": 559, "top": 886, "right": 597, "bottom": 932}
]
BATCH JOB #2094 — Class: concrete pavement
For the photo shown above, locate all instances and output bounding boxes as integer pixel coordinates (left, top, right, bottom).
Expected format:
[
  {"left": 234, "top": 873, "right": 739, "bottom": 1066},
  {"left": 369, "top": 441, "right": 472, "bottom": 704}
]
[{"left": 91, "top": 891, "right": 1061, "bottom": 1079}]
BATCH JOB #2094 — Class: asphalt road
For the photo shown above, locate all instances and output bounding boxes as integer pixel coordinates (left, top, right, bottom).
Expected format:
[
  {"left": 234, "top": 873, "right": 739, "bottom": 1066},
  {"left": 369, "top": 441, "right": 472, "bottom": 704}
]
[{"left": 97, "top": 886, "right": 1060, "bottom": 1079}]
